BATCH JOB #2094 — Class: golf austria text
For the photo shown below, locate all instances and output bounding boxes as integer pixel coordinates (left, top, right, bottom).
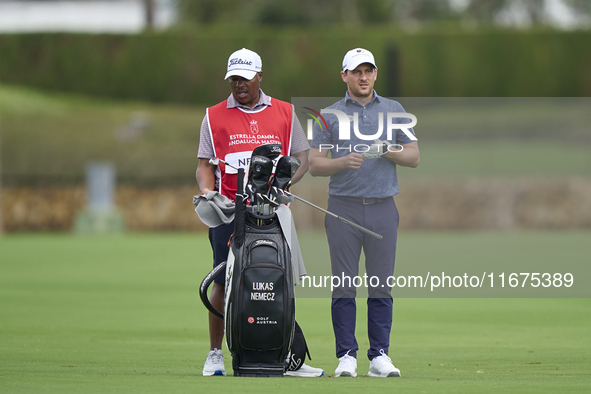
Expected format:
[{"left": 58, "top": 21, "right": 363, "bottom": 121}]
[{"left": 306, "top": 110, "right": 417, "bottom": 150}]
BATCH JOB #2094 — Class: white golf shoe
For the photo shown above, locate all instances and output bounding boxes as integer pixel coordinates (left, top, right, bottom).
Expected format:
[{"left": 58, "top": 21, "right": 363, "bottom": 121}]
[
  {"left": 334, "top": 352, "right": 357, "bottom": 377},
  {"left": 202, "top": 348, "right": 225, "bottom": 376},
  {"left": 368, "top": 350, "right": 401, "bottom": 377},
  {"left": 284, "top": 363, "right": 325, "bottom": 377}
]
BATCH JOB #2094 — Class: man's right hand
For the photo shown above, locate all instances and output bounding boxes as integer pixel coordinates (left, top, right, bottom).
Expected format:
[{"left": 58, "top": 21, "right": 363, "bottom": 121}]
[
  {"left": 341, "top": 153, "right": 366, "bottom": 170},
  {"left": 309, "top": 148, "right": 365, "bottom": 177}
]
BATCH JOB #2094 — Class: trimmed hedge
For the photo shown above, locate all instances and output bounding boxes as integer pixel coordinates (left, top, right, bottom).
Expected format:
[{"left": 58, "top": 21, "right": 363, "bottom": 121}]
[
  {"left": 1, "top": 27, "right": 590, "bottom": 103},
  {"left": 4, "top": 178, "right": 591, "bottom": 231}
]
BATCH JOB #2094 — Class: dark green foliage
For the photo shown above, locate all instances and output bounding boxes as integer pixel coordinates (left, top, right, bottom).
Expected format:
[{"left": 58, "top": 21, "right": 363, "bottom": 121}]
[{"left": 1, "top": 28, "right": 590, "bottom": 104}]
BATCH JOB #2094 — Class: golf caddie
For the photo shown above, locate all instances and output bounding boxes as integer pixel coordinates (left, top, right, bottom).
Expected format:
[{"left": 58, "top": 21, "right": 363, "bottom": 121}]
[
  {"left": 195, "top": 47, "right": 322, "bottom": 377},
  {"left": 309, "top": 48, "right": 420, "bottom": 377}
]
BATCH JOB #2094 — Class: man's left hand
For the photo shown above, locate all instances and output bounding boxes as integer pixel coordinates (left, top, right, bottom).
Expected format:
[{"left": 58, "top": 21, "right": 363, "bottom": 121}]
[{"left": 362, "top": 139, "right": 390, "bottom": 159}]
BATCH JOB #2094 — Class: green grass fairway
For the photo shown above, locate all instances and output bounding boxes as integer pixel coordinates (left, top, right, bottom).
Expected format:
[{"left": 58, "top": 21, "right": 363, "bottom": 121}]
[{"left": 1, "top": 232, "right": 589, "bottom": 393}]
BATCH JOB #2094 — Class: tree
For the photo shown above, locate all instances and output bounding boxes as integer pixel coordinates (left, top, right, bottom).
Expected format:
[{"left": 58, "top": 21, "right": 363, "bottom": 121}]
[
  {"left": 562, "top": 0, "right": 591, "bottom": 16},
  {"left": 464, "top": 0, "right": 511, "bottom": 22},
  {"left": 144, "top": 0, "right": 155, "bottom": 30},
  {"left": 174, "top": 0, "right": 591, "bottom": 27}
]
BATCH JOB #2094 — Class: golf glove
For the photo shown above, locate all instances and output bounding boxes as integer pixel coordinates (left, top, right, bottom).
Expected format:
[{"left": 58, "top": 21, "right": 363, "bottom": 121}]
[{"left": 362, "top": 139, "right": 390, "bottom": 159}]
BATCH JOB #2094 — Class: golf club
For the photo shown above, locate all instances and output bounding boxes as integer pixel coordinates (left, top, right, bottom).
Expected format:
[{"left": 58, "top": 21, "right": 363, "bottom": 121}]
[
  {"left": 210, "top": 157, "right": 272, "bottom": 221},
  {"left": 209, "top": 157, "right": 238, "bottom": 171},
  {"left": 260, "top": 194, "right": 280, "bottom": 208},
  {"left": 280, "top": 190, "right": 383, "bottom": 240}
]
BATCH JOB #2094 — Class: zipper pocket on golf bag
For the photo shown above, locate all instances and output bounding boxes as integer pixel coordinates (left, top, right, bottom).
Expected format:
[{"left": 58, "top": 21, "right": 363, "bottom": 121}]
[
  {"left": 238, "top": 263, "right": 288, "bottom": 351},
  {"left": 238, "top": 232, "right": 285, "bottom": 351}
]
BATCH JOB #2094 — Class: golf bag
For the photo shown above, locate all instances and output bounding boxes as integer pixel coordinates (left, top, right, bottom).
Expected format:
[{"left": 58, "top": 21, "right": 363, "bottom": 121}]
[{"left": 200, "top": 164, "right": 296, "bottom": 377}]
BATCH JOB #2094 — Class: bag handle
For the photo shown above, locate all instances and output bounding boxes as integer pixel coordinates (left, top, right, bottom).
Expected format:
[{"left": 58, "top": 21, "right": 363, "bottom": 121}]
[{"left": 199, "top": 261, "right": 227, "bottom": 319}]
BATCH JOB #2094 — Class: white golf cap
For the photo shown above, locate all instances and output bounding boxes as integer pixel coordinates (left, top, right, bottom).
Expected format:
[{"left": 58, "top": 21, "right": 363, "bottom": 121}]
[
  {"left": 342, "top": 48, "right": 377, "bottom": 71},
  {"left": 224, "top": 48, "right": 262, "bottom": 80}
]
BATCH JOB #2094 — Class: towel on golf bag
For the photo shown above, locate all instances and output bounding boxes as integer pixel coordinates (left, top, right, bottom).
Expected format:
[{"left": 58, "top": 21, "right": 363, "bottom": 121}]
[
  {"left": 193, "top": 193, "right": 307, "bottom": 284},
  {"left": 193, "top": 191, "right": 235, "bottom": 227},
  {"left": 275, "top": 205, "right": 306, "bottom": 283}
]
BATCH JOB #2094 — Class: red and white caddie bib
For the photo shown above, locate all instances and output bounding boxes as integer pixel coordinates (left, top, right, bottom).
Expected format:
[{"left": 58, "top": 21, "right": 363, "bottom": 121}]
[{"left": 207, "top": 98, "right": 293, "bottom": 201}]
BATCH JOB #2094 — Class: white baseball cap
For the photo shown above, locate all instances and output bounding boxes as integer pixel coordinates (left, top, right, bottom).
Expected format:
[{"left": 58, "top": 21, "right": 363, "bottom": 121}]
[
  {"left": 342, "top": 48, "right": 377, "bottom": 71},
  {"left": 224, "top": 48, "right": 262, "bottom": 80}
]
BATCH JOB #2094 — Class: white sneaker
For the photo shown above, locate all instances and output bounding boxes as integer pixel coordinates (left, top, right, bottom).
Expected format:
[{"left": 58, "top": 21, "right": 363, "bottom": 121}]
[
  {"left": 284, "top": 363, "right": 325, "bottom": 377},
  {"left": 335, "top": 352, "right": 357, "bottom": 377},
  {"left": 202, "top": 348, "right": 225, "bottom": 376},
  {"left": 368, "top": 350, "right": 401, "bottom": 377}
]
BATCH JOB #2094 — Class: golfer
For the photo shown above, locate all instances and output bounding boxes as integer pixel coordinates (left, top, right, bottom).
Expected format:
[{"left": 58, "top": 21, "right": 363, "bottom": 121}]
[
  {"left": 309, "top": 48, "right": 420, "bottom": 377},
  {"left": 196, "top": 48, "right": 322, "bottom": 377}
]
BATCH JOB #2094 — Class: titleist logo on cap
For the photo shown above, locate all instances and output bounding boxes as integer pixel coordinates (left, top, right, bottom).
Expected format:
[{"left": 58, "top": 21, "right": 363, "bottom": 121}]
[
  {"left": 224, "top": 48, "right": 262, "bottom": 80},
  {"left": 230, "top": 58, "right": 253, "bottom": 66}
]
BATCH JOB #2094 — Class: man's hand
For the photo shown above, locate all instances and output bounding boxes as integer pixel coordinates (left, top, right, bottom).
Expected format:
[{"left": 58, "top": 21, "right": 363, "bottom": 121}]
[
  {"left": 381, "top": 141, "right": 419, "bottom": 168},
  {"left": 362, "top": 139, "right": 388, "bottom": 159},
  {"left": 309, "top": 148, "right": 365, "bottom": 177},
  {"left": 362, "top": 139, "right": 402, "bottom": 159},
  {"left": 342, "top": 152, "right": 366, "bottom": 170}
]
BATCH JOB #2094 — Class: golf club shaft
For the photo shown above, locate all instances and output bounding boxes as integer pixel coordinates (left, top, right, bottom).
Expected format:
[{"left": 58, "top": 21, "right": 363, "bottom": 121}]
[
  {"left": 217, "top": 158, "right": 239, "bottom": 171},
  {"left": 285, "top": 192, "right": 383, "bottom": 241}
]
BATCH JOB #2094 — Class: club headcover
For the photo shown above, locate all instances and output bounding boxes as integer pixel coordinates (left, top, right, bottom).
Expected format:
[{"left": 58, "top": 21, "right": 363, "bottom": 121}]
[
  {"left": 248, "top": 155, "right": 274, "bottom": 198},
  {"left": 251, "top": 143, "right": 282, "bottom": 161},
  {"left": 271, "top": 155, "right": 301, "bottom": 195}
]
